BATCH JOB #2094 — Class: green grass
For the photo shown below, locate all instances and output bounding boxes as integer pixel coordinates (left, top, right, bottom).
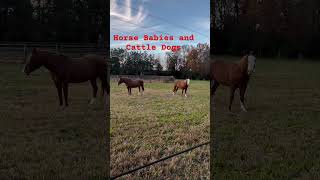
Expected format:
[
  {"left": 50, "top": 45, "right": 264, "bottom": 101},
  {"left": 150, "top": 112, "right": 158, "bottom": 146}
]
[
  {"left": 110, "top": 80, "right": 210, "bottom": 179},
  {"left": 0, "top": 64, "right": 108, "bottom": 179},
  {"left": 2, "top": 58, "right": 318, "bottom": 179},
  {"left": 211, "top": 58, "right": 320, "bottom": 179}
]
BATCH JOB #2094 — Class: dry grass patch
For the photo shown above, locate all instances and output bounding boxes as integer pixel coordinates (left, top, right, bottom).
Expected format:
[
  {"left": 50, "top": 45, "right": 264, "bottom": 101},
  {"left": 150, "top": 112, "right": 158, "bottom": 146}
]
[{"left": 111, "top": 80, "right": 210, "bottom": 179}]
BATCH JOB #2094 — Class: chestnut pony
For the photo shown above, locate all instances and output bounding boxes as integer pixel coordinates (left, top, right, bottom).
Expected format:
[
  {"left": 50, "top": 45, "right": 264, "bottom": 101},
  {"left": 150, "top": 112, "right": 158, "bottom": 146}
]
[
  {"left": 23, "top": 48, "right": 109, "bottom": 107},
  {"left": 210, "top": 53, "right": 256, "bottom": 112},
  {"left": 118, "top": 77, "right": 144, "bottom": 95},
  {"left": 172, "top": 79, "right": 190, "bottom": 97}
]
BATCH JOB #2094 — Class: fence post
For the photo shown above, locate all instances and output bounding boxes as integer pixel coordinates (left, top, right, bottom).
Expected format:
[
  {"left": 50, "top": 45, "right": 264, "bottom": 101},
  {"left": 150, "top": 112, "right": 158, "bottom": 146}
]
[
  {"left": 56, "top": 43, "right": 58, "bottom": 53},
  {"left": 23, "top": 44, "right": 27, "bottom": 63}
]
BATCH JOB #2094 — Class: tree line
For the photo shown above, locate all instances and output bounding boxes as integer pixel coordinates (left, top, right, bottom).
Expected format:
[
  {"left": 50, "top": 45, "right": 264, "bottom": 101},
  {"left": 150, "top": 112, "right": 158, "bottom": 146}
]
[
  {"left": 110, "top": 43, "right": 210, "bottom": 79},
  {"left": 0, "top": 0, "right": 107, "bottom": 44},
  {"left": 211, "top": 0, "right": 320, "bottom": 58}
]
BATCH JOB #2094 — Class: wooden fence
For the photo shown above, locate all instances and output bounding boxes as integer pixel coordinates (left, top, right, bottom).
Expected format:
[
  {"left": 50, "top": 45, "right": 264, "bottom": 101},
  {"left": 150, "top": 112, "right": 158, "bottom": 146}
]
[
  {"left": 111, "top": 75, "right": 175, "bottom": 83},
  {"left": 0, "top": 42, "right": 108, "bottom": 63}
]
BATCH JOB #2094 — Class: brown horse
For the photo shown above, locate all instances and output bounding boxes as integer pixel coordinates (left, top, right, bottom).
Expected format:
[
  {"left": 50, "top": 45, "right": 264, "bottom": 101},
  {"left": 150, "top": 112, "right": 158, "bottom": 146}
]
[
  {"left": 172, "top": 79, "right": 190, "bottom": 97},
  {"left": 118, "top": 77, "right": 144, "bottom": 95},
  {"left": 23, "top": 48, "right": 109, "bottom": 107},
  {"left": 210, "top": 53, "right": 256, "bottom": 112}
]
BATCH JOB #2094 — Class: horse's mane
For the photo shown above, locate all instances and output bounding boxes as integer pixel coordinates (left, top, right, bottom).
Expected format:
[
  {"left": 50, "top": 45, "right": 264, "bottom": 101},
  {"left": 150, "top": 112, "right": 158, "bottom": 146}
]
[
  {"left": 238, "top": 55, "right": 249, "bottom": 73},
  {"left": 120, "top": 77, "right": 130, "bottom": 80}
]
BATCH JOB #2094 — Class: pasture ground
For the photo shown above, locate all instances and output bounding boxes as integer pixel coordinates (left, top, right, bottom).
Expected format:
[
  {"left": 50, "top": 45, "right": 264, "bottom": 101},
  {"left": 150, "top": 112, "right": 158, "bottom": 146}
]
[
  {"left": 212, "top": 57, "right": 320, "bottom": 179},
  {"left": 0, "top": 64, "right": 108, "bottom": 179},
  {"left": 2, "top": 58, "right": 319, "bottom": 179},
  {"left": 110, "top": 80, "right": 210, "bottom": 179}
]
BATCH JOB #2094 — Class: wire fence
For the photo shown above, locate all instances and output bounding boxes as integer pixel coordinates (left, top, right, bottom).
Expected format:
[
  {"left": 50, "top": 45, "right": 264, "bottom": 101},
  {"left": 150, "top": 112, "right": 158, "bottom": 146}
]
[{"left": 111, "top": 141, "right": 210, "bottom": 179}]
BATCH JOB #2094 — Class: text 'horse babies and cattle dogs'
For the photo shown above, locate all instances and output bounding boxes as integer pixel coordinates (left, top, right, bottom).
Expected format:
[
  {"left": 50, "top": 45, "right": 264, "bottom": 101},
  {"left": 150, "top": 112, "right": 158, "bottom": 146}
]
[
  {"left": 210, "top": 53, "right": 256, "bottom": 112},
  {"left": 23, "top": 48, "right": 109, "bottom": 107}
]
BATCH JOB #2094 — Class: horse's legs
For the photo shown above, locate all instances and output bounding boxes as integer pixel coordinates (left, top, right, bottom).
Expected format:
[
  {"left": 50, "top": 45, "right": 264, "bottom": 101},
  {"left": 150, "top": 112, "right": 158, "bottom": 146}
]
[
  {"left": 139, "top": 86, "right": 144, "bottom": 95},
  {"left": 229, "top": 86, "right": 236, "bottom": 111},
  {"left": 172, "top": 86, "right": 177, "bottom": 95},
  {"left": 174, "top": 86, "right": 178, "bottom": 95},
  {"left": 55, "top": 81, "right": 63, "bottom": 106},
  {"left": 184, "top": 88, "right": 188, "bottom": 97},
  {"left": 62, "top": 82, "right": 69, "bottom": 107},
  {"left": 211, "top": 80, "right": 220, "bottom": 96},
  {"left": 90, "top": 79, "right": 98, "bottom": 105},
  {"left": 129, "top": 88, "right": 132, "bottom": 95},
  {"left": 239, "top": 85, "right": 248, "bottom": 112},
  {"left": 127, "top": 87, "right": 130, "bottom": 95}
]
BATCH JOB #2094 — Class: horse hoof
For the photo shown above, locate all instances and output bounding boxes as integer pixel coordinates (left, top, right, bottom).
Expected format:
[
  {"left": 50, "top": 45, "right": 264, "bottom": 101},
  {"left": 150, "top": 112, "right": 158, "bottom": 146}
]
[
  {"left": 89, "top": 98, "right": 96, "bottom": 105},
  {"left": 59, "top": 106, "right": 66, "bottom": 111}
]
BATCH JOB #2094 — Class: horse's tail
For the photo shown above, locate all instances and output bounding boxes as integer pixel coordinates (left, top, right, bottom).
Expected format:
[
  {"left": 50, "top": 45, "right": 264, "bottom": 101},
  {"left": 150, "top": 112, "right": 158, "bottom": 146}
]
[
  {"left": 99, "top": 65, "right": 110, "bottom": 96},
  {"left": 140, "top": 80, "right": 144, "bottom": 91}
]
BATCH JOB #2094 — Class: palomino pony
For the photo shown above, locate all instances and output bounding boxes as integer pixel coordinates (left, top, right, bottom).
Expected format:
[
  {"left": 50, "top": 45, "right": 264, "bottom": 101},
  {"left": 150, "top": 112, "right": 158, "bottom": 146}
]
[
  {"left": 118, "top": 77, "right": 144, "bottom": 95},
  {"left": 23, "top": 48, "right": 109, "bottom": 107},
  {"left": 172, "top": 79, "right": 190, "bottom": 97},
  {"left": 210, "top": 53, "right": 256, "bottom": 112}
]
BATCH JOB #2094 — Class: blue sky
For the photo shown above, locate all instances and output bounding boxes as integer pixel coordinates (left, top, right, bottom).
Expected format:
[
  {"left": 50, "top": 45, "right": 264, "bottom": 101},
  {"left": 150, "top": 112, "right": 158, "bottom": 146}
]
[{"left": 110, "top": 0, "right": 210, "bottom": 61}]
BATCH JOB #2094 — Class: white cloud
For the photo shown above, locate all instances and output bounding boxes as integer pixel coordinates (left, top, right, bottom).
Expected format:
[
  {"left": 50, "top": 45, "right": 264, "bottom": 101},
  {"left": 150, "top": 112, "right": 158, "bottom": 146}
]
[
  {"left": 111, "top": 0, "right": 159, "bottom": 34},
  {"left": 111, "top": 0, "right": 146, "bottom": 23}
]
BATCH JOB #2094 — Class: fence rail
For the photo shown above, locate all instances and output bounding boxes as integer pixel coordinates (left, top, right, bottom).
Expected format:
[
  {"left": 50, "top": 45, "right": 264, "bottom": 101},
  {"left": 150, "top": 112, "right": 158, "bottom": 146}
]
[
  {"left": 0, "top": 42, "right": 107, "bottom": 63},
  {"left": 110, "top": 75, "right": 175, "bottom": 83}
]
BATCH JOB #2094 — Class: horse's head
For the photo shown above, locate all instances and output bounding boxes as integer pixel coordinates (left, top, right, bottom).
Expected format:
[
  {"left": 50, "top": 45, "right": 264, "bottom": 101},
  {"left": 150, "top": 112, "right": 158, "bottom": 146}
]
[
  {"left": 247, "top": 54, "right": 256, "bottom": 75},
  {"left": 118, "top": 77, "right": 123, "bottom": 86},
  {"left": 186, "top": 79, "right": 190, "bottom": 85},
  {"left": 23, "top": 48, "right": 43, "bottom": 76}
]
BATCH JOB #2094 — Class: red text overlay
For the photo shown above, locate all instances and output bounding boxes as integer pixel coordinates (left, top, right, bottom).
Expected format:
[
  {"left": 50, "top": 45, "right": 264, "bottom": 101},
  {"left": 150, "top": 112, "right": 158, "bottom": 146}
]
[{"left": 113, "top": 34, "right": 195, "bottom": 52}]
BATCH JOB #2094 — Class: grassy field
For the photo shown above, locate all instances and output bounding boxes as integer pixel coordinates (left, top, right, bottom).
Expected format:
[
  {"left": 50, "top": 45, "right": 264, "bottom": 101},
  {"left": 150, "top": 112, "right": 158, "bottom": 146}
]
[
  {"left": 110, "top": 80, "right": 210, "bottom": 179},
  {"left": 211, "top": 57, "right": 320, "bottom": 179},
  {"left": 2, "top": 58, "right": 318, "bottom": 179},
  {"left": 0, "top": 64, "right": 108, "bottom": 179}
]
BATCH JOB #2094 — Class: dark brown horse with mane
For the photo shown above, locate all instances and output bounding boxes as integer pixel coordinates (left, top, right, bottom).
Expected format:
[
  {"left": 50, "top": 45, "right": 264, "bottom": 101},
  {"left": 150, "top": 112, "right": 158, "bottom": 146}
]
[
  {"left": 23, "top": 48, "right": 109, "bottom": 107},
  {"left": 210, "top": 53, "right": 256, "bottom": 112},
  {"left": 118, "top": 77, "right": 144, "bottom": 95},
  {"left": 172, "top": 79, "right": 190, "bottom": 97}
]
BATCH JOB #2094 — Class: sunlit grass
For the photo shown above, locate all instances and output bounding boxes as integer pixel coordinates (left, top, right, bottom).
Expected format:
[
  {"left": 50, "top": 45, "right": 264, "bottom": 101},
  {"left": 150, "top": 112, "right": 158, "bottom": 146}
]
[{"left": 111, "top": 80, "right": 210, "bottom": 179}]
